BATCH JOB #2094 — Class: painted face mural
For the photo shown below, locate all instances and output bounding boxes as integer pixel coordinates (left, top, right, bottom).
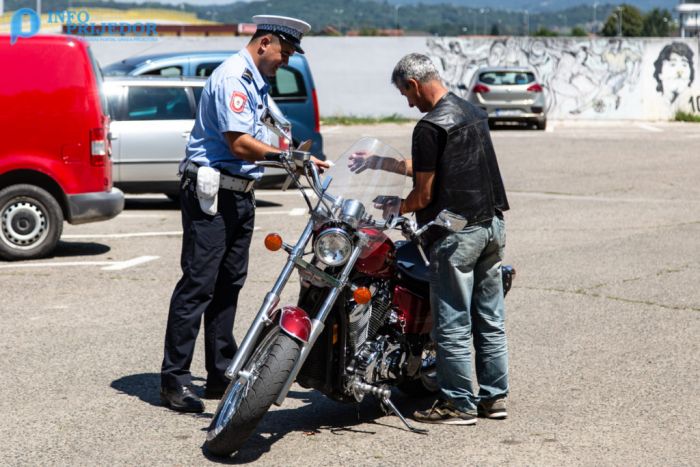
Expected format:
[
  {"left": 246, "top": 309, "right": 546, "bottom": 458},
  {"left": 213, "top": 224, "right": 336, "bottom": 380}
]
[{"left": 653, "top": 43, "right": 695, "bottom": 104}]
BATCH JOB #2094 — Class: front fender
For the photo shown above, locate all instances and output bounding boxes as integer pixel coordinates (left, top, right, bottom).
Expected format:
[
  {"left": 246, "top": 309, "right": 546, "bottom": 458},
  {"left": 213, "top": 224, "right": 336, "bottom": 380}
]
[{"left": 278, "top": 306, "right": 311, "bottom": 343}]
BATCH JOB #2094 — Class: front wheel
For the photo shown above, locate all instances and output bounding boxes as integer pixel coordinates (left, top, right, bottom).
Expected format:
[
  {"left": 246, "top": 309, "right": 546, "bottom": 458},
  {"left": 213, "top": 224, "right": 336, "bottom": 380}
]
[{"left": 205, "top": 326, "right": 301, "bottom": 457}]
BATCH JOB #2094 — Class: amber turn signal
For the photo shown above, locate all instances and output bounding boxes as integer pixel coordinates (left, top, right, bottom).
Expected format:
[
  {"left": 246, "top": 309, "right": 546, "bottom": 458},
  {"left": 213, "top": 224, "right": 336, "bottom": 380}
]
[
  {"left": 264, "top": 233, "right": 283, "bottom": 251},
  {"left": 353, "top": 287, "right": 372, "bottom": 305}
]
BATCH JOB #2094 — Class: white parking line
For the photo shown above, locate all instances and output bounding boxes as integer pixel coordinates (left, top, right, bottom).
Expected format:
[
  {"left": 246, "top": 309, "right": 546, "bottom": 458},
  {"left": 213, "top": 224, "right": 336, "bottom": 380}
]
[
  {"left": 63, "top": 231, "right": 183, "bottom": 239},
  {"left": 635, "top": 123, "right": 663, "bottom": 132},
  {"left": 256, "top": 208, "right": 308, "bottom": 216},
  {"left": 0, "top": 255, "right": 159, "bottom": 270},
  {"left": 102, "top": 256, "right": 159, "bottom": 271}
]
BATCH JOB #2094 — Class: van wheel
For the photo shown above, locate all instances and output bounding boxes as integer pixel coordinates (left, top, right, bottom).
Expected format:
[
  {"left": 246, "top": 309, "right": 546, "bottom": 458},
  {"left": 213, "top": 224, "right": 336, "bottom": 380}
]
[{"left": 0, "top": 184, "right": 63, "bottom": 261}]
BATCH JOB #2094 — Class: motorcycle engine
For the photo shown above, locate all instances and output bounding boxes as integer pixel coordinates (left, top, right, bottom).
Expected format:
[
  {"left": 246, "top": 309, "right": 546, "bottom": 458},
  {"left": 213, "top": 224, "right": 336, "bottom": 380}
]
[{"left": 347, "top": 282, "right": 393, "bottom": 353}]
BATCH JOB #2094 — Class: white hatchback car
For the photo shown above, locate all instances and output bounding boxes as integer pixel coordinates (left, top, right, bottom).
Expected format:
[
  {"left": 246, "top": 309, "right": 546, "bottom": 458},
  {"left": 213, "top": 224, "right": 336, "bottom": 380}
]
[{"left": 104, "top": 76, "right": 288, "bottom": 197}]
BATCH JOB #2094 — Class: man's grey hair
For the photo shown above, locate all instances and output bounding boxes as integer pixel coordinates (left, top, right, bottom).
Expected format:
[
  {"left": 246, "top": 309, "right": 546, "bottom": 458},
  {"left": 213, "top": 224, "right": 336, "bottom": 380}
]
[{"left": 391, "top": 53, "right": 441, "bottom": 89}]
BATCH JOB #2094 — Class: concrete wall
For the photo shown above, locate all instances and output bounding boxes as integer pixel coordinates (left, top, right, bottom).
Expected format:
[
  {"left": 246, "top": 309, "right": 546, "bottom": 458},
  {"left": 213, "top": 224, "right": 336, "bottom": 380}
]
[{"left": 89, "top": 36, "right": 700, "bottom": 121}]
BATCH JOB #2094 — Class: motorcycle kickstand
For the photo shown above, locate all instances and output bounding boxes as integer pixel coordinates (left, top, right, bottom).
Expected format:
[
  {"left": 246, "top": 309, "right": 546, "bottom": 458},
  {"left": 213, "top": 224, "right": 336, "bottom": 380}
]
[{"left": 380, "top": 397, "right": 428, "bottom": 435}]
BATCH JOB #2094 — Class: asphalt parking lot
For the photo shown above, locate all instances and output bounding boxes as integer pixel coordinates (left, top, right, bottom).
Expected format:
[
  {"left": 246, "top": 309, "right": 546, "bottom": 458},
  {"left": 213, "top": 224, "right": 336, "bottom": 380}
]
[{"left": 1, "top": 121, "right": 698, "bottom": 466}]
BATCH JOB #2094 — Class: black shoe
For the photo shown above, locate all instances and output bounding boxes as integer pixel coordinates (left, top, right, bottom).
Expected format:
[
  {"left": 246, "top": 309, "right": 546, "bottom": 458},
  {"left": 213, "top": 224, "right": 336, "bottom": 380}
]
[
  {"left": 160, "top": 385, "right": 205, "bottom": 413},
  {"left": 203, "top": 384, "right": 227, "bottom": 400}
]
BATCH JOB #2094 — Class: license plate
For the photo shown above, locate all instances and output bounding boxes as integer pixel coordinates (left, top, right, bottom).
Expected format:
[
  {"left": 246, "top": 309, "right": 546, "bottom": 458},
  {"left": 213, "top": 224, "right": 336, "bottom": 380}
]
[{"left": 495, "top": 109, "right": 521, "bottom": 117}]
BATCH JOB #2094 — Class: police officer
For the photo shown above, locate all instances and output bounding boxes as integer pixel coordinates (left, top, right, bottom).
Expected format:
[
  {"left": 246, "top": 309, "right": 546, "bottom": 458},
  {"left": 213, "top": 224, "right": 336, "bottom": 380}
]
[{"left": 160, "top": 15, "right": 328, "bottom": 413}]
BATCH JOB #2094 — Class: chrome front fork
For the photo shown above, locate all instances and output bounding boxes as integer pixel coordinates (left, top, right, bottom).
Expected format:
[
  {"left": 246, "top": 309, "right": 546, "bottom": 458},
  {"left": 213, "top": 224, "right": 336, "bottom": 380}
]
[
  {"left": 224, "top": 220, "right": 315, "bottom": 381},
  {"left": 274, "top": 245, "right": 365, "bottom": 405}
]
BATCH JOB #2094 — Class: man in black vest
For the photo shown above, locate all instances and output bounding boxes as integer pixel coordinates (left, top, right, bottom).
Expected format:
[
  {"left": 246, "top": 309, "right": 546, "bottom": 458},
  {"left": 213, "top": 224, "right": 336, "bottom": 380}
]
[{"left": 392, "top": 53, "right": 510, "bottom": 425}]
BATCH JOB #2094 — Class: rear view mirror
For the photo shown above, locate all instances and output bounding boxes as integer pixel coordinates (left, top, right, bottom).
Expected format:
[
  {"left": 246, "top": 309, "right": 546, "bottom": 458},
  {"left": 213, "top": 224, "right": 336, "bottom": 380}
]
[
  {"left": 260, "top": 107, "right": 292, "bottom": 144},
  {"left": 434, "top": 210, "right": 467, "bottom": 232}
]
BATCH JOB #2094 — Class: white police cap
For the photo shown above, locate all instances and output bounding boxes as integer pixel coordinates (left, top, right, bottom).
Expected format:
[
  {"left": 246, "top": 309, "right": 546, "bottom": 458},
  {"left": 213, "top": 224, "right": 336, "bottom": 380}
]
[{"left": 253, "top": 15, "right": 311, "bottom": 54}]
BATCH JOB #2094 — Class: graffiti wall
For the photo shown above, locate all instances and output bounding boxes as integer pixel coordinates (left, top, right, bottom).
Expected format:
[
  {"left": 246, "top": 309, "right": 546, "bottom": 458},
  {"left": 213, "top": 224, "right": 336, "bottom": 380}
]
[
  {"left": 89, "top": 36, "right": 700, "bottom": 120},
  {"left": 427, "top": 37, "right": 700, "bottom": 120}
]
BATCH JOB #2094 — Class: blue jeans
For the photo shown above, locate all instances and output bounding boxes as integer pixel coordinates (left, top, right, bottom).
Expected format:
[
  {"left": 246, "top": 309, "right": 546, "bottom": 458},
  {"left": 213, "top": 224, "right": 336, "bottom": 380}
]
[{"left": 429, "top": 215, "right": 509, "bottom": 412}]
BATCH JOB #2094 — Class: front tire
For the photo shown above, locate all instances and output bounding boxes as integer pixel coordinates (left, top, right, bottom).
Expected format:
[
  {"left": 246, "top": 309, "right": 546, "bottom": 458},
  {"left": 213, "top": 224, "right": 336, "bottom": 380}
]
[
  {"left": 0, "top": 184, "right": 63, "bottom": 261},
  {"left": 205, "top": 327, "right": 301, "bottom": 457}
]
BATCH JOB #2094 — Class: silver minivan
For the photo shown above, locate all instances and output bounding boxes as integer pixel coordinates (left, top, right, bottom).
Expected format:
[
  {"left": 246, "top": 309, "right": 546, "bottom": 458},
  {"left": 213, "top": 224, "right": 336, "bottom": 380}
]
[
  {"left": 104, "top": 77, "right": 287, "bottom": 196},
  {"left": 466, "top": 66, "right": 547, "bottom": 130}
]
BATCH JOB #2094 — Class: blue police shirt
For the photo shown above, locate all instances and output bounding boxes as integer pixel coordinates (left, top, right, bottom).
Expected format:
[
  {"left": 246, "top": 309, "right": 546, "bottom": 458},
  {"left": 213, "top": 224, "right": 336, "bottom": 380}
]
[{"left": 183, "top": 49, "right": 271, "bottom": 180}]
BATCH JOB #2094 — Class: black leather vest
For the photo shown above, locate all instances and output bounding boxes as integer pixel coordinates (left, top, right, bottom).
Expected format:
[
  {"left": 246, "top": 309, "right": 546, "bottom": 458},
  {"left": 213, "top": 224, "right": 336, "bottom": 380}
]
[{"left": 415, "top": 92, "right": 509, "bottom": 228}]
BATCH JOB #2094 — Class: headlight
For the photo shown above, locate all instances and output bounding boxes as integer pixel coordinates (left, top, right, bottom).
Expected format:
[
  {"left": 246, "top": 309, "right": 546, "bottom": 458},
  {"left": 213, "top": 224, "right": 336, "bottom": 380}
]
[{"left": 314, "top": 227, "right": 352, "bottom": 267}]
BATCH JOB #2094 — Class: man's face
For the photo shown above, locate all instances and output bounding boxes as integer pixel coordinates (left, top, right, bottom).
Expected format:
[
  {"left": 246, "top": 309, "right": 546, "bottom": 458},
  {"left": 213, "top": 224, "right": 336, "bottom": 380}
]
[
  {"left": 398, "top": 80, "right": 427, "bottom": 112},
  {"left": 259, "top": 35, "right": 295, "bottom": 77}
]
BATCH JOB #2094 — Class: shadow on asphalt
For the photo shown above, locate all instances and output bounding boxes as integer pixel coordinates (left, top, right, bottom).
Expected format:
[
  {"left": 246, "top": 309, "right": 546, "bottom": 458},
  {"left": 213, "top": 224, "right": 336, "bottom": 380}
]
[
  {"left": 124, "top": 198, "right": 180, "bottom": 211},
  {"left": 202, "top": 389, "right": 434, "bottom": 464},
  {"left": 52, "top": 241, "right": 111, "bottom": 257},
  {"left": 111, "top": 373, "right": 214, "bottom": 422}
]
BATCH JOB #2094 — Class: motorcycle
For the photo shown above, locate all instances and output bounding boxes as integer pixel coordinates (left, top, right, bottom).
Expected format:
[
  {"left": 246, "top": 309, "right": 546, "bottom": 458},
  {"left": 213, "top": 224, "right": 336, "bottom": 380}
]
[{"left": 205, "top": 118, "right": 515, "bottom": 457}]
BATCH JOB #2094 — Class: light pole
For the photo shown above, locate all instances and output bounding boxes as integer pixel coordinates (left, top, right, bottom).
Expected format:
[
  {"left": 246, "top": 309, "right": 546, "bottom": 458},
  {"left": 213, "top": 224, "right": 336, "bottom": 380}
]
[
  {"left": 616, "top": 6, "right": 623, "bottom": 37},
  {"left": 592, "top": 2, "right": 599, "bottom": 33},
  {"left": 480, "top": 8, "right": 489, "bottom": 35},
  {"left": 394, "top": 4, "right": 400, "bottom": 30},
  {"left": 523, "top": 9, "right": 530, "bottom": 36}
]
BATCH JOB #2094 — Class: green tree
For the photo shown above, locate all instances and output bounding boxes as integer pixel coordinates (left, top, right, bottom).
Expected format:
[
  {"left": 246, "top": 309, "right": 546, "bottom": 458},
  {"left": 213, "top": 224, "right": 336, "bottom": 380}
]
[
  {"left": 533, "top": 27, "right": 558, "bottom": 37},
  {"left": 570, "top": 26, "right": 587, "bottom": 36},
  {"left": 490, "top": 23, "right": 500, "bottom": 36},
  {"left": 601, "top": 4, "right": 644, "bottom": 37},
  {"left": 642, "top": 8, "right": 673, "bottom": 37}
]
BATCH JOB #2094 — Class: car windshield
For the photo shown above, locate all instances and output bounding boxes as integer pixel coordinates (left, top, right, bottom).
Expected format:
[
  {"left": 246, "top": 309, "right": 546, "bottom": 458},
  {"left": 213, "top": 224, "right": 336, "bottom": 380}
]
[
  {"left": 479, "top": 71, "right": 535, "bottom": 86},
  {"left": 102, "top": 62, "right": 136, "bottom": 76}
]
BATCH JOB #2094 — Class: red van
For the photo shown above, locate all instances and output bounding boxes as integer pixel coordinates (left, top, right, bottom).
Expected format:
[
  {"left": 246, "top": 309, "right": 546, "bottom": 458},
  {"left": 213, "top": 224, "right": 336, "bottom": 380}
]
[{"left": 0, "top": 34, "right": 123, "bottom": 260}]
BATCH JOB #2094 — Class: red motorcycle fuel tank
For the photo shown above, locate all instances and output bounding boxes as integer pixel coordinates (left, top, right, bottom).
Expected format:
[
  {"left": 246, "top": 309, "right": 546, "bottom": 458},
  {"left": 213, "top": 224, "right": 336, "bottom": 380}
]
[
  {"left": 355, "top": 228, "right": 395, "bottom": 278},
  {"left": 392, "top": 285, "right": 432, "bottom": 334}
]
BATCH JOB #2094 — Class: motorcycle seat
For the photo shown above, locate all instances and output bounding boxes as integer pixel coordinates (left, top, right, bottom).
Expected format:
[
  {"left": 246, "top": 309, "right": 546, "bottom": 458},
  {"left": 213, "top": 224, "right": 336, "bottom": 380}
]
[{"left": 395, "top": 241, "right": 431, "bottom": 284}]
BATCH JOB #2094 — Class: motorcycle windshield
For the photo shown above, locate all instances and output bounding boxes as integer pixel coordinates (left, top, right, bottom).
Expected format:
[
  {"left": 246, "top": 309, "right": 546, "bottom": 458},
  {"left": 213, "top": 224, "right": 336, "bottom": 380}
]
[{"left": 325, "top": 137, "right": 409, "bottom": 226}]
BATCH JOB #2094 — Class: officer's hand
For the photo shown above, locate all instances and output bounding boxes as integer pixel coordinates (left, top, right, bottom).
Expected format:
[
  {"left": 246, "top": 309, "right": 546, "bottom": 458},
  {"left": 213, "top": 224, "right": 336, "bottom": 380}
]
[{"left": 311, "top": 156, "right": 330, "bottom": 173}]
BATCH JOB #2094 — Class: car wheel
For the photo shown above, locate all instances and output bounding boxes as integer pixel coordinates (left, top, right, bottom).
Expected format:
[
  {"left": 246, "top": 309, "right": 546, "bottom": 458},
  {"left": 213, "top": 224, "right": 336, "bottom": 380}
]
[
  {"left": 0, "top": 184, "right": 63, "bottom": 261},
  {"left": 536, "top": 119, "right": 547, "bottom": 131}
]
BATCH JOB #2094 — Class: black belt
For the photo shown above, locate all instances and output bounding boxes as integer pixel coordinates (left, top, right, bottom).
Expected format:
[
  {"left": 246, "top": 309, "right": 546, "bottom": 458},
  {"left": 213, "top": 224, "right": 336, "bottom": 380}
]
[{"left": 184, "top": 162, "right": 255, "bottom": 193}]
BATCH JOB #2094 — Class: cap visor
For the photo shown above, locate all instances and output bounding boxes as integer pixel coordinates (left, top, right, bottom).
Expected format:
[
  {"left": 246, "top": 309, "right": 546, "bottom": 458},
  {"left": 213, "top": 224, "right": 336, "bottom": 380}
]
[{"left": 275, "top": 32, "right": 305, "bottom": 54}]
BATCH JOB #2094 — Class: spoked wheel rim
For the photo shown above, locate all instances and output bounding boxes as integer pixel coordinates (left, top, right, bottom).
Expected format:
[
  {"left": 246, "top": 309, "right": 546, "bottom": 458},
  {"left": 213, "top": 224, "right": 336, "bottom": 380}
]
[{"left": 207, "top": 328, "right": 279, "bottom": 441}]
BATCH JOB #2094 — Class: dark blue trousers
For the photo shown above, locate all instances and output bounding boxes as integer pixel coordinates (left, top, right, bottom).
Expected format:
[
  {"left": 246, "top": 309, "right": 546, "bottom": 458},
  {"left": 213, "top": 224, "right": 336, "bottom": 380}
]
[{"left": 161, "top": 179, "right": 255, "bottom": 390}]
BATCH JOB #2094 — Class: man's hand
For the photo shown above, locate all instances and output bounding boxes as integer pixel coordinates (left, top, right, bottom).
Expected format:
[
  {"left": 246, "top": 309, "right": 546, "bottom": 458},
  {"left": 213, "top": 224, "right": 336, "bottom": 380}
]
[
  {"left": 348, "top": 151, "right": 380, "bottom": 174},
  {"left": 373, "top": 195, "right": 402, "bottom": 221}
]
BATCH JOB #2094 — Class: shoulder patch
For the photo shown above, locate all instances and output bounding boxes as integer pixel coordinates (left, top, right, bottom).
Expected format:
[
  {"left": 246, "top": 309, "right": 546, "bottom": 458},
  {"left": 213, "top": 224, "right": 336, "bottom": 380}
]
[
  {"left": 230, "top": 91, "right": 248, "bottom": 113},
  {"left": 241, "top": 68, "right": 253, "bottom": 84}
]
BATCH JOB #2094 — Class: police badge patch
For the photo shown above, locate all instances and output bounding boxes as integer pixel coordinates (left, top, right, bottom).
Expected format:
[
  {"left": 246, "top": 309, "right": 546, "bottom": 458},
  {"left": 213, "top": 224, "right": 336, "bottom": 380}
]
[{"left": 230, "top": 91, "right": 247, "bottom": 113}]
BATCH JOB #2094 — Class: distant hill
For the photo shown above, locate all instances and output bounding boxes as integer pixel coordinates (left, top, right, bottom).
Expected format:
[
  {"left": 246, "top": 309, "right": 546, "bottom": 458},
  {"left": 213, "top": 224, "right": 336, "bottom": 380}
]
[{"left": 389, "top": 0, "right": 679, "bottom": 13}]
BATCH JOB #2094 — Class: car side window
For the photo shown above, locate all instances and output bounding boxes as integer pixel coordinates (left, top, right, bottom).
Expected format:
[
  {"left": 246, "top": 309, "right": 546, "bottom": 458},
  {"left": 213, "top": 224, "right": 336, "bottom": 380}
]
[
  {"left": 126, "top": 86, "right": 193, "bottom": 120},
  {"left": 142, "top": 66, "right": 183, "bottom": 77},
  {"left": 269, "top": 66, "right": 306, "bottom": 100},
  {"left": 195, "top": 62, "right": 220, "bottom": 77}
]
